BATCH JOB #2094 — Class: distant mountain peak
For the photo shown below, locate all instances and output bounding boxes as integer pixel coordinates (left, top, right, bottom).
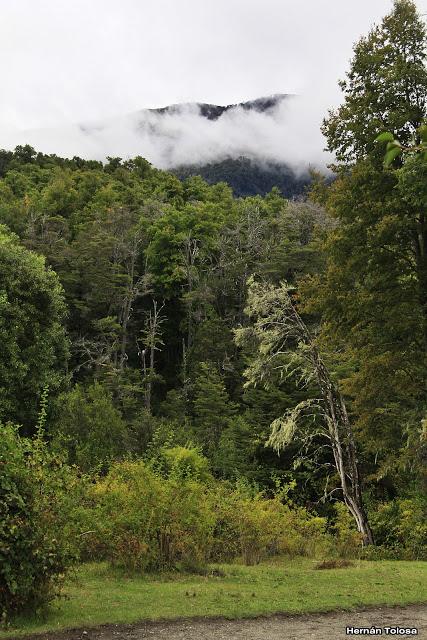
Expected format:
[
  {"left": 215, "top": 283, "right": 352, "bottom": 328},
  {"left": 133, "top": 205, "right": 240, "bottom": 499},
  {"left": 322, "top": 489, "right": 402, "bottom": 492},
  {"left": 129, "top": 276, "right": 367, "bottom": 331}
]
[{"left": 146, "top": 93, "right": 289, "bottom": 121}]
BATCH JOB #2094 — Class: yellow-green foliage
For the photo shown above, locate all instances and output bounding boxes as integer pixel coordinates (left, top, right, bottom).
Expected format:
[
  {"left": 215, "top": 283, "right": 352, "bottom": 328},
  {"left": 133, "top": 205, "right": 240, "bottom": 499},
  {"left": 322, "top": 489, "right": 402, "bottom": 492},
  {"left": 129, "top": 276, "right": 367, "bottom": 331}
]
[
  {"left": 211, "top": 482, "right": 329, "bottom": 565},
  {"left": 160, "top": 446, "right": 212, "bottom": 482},
  {"left": 80, "top": 460, "right": 334, "bottom": 572},
  {"left": 327, "top": 502, "right": 362, "bottom": 559},
  {"left": 368, "top": 498, "right": 427, "bottom": 560},
  {"left": 83, "top": 460, "right": 216, "bottom": 571}
]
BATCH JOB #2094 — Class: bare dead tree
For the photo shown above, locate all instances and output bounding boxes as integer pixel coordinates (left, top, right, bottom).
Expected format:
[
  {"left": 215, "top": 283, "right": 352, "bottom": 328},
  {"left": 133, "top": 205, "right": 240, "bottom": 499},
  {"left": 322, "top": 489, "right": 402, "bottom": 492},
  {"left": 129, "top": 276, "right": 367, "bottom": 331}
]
[
  {"left": 181, "top": 234, "right": 200, "bottom": 349},
  {"left": 235, "top": 277, "right": 374, "bottom": 545},
  {"left": 137, "top": 300, "right": 166, "bottom": 412}
]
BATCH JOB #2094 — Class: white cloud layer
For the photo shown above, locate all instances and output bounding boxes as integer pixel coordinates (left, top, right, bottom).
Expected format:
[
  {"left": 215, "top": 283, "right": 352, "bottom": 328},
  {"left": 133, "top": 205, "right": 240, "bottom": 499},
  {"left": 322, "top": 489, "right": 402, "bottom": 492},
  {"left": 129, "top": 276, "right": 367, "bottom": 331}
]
[
  {"left": 0, "top": 96, "right": 332, "bottom": 172},
  {"left": 0, "top": 0, "right": 426, "bottom": 168}
]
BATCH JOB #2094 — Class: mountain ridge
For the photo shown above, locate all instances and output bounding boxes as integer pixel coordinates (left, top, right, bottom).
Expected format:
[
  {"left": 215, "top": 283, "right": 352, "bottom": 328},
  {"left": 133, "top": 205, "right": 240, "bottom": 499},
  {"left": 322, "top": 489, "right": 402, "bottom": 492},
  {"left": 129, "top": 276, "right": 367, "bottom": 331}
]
[{"left": 147, "top": 93, "right": 289, "bottom": 121}]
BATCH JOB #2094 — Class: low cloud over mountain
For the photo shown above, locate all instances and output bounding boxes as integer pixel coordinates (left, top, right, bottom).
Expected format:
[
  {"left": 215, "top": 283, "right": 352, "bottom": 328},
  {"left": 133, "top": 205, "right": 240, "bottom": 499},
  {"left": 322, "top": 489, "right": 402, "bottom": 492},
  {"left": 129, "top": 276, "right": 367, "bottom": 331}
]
[{"left": 0, "top": 94, "right": 331, "bottom": 176}]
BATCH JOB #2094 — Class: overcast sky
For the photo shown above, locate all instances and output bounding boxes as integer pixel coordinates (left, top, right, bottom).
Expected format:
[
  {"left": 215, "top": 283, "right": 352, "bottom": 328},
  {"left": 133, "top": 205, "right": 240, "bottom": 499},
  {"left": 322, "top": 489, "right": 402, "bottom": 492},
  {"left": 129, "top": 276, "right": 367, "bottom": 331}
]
[{"left": 0, "top": 0, "right": 426, "bottom": 164}]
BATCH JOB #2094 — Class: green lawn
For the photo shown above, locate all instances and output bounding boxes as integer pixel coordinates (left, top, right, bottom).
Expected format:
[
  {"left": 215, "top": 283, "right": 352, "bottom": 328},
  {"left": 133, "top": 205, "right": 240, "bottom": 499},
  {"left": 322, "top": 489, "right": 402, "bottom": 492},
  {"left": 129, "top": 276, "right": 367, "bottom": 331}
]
[{"left": 3, "top": 558, "right": 427, "bottom": 638}]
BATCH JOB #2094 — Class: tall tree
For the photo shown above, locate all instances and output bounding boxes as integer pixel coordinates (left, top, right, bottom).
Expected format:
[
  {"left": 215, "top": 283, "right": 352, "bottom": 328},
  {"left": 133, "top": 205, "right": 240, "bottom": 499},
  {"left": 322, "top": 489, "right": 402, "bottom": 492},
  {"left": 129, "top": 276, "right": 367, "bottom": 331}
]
[
  {"left": 310, "top": 0, "right": 427, "bottom": 482},
  {"left": 322, "top": 0, "right": 427, "bottom": 163},
  {"left": 0, "top": 227, "right": 69, "bottom": 430},
  {"left": 193, "top": 362, "right": 236, "bottom": 457}
]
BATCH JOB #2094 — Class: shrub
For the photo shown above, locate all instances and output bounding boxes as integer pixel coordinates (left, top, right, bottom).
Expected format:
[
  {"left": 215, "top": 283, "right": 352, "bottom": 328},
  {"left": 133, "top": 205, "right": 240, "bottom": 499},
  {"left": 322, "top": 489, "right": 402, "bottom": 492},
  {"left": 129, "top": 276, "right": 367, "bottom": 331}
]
[
  {"left": 211, "top": 482, "right": 328, "bottom": 564},
  {"left": 277, "top": 507, "right": 328, "bottom": 558},
  {"left": 78, "top": 456, "right": 339, "bottom": 572},
  {"left": 326, "top": 502, "right": 362, "bottom": 559},
  {"left": 368, "top": 497, "right": 427, "bottom": 560},
  {"left": 159, "top": 446, "right": 212, "bottom": 482},
  {"left": 0, "top": 424, "right": 81, "bottom": 621},
  {"left": 82, "top": 459, "right": 216, "bottom": 572},
  {"left": 52, "top": 382, "right": 129, "bottom": 473}
]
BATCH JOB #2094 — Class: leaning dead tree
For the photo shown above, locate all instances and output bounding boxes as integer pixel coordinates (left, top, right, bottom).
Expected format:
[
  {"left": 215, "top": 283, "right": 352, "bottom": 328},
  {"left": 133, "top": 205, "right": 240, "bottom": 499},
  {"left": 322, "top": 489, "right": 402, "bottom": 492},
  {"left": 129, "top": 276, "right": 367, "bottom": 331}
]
[{"left": 235, "top": 277, "right": 374, "bottom": 545}]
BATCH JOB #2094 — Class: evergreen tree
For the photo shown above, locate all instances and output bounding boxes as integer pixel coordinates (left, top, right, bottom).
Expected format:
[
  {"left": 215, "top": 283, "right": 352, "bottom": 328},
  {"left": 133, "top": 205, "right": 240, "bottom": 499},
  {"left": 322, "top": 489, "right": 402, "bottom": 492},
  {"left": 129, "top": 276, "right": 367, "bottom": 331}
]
[
  {"left": 308, "top": 0, "right": 427, "bottom": 483},
  {"left": 193, "top": 362, "right": 236, "bottom": 457}
]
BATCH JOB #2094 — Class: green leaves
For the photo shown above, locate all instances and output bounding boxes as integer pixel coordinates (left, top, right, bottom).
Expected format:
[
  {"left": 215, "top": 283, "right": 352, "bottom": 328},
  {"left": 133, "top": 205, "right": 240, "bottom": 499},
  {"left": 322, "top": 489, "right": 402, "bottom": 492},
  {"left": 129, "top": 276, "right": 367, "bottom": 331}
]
[
  {"left": 376, "top": 123, "right": 427, "bottom": 166},
  {"left": 375, "top": 132, "right": 395, "bottom": 143},
  {"left": 0, "top": 424, "right": 80, "bottom": 619},
  {"left": 322, "top": 0, "right": 427, "bottom": 162},
  {"left": 419, "top": 124, "right": 427, "bottom": 144},
  {"left": 375, "top": 132, "right": 403, "bottom": 166},
  {"left": 384, "top": 144, "right": 402, "bottom": 167},
  {"left": 0, "top": 229, "right": 69, "bottom": 430}
]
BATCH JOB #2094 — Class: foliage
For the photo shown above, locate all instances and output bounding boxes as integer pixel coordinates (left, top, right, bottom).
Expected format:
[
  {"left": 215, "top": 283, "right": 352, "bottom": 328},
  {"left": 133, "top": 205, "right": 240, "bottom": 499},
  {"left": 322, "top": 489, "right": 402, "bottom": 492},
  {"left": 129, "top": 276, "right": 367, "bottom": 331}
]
[
  {"left": 0, "top": 424, "right": 81, "bottom": 621},
  {"left": 376, "top": 123, "right": 427, "bottom": 166},
  {"left": 173, "top": 157, "right": 311, "bottom": 198},
  {"left": 192, "top": 362, "right": 236, "bottom": 457},
  {"left": 235, "top": 277, "right": 374, "bottom": 545},
  {"left": 211, "top": 482, "right": 329, "bottom": 564},
  {"left": 0, "top": 227, "right": 69, "bottom": 430},
  {"left": 51, "top": 382, "right": 130, "bottom": 473},
  {"left": 159, "top": 445, "right": 212, "bottom": 482},
  {"left": 327, "top": 503, "right": 362, "bottom": 559},
  {"left": 368, "top": 497, "right": 427, "bottom": 560},
  {"left": 322, "top": 0, "right": 427, "bottom": 163},
  {"left": 0, "top": 0, "right": 426, "bottom": 581},
  {"left": 307, "top": 0, "right": 427, "bottom": 493},
  {"left": 81, "top": 459, "right": 216, "bottom": 572},
  {"left": 77, "top": 455, "right": 337, "bottom": 571}
]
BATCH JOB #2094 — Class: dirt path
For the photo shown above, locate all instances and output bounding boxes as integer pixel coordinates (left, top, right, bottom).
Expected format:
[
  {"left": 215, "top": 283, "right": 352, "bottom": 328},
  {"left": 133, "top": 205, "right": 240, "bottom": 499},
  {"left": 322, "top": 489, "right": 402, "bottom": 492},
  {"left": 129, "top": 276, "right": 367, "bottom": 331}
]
[{"left": 22, "top": 604, "right": 427, "bottom": 640}]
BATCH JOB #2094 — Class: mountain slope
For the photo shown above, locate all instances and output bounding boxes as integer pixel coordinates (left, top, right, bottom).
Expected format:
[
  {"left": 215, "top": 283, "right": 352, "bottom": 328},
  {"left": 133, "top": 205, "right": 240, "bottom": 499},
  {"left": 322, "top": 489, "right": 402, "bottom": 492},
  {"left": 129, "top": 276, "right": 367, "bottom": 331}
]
[{"left": 173, "top": 156, "right": 310, "bottom": 198}]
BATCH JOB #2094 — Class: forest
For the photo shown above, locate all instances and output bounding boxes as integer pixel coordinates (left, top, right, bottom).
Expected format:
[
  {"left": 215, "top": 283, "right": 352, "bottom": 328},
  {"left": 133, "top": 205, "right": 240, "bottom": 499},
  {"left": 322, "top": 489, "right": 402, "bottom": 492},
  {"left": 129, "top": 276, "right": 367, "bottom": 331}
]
[{"left": 0, "top": 0, "right": 426, "bottom": 625}]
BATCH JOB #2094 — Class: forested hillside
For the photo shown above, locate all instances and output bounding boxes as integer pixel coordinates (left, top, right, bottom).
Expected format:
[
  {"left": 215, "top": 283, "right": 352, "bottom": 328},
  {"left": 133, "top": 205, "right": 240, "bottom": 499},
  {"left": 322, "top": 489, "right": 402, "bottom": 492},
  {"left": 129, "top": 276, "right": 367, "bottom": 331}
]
[
  {"left": 173, "top": 156, "right": 311, "bottom": 197},
  {"left": 0, "top": 0, "right": 426, "bottom": 623}
]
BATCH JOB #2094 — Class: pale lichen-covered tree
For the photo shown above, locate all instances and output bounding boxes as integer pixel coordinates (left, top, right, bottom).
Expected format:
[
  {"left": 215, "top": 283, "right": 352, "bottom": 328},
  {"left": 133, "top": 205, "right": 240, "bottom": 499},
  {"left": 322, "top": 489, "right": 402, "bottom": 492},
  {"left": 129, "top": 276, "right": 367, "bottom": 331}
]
[{"left": 235, "top": 277, "right": 374, "bottom": 545}]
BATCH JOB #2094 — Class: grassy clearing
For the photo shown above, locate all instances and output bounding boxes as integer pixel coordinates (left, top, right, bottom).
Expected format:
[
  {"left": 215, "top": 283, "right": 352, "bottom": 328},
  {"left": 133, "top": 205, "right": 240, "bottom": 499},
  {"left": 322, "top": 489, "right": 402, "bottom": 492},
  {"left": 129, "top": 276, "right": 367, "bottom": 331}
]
[{"left": 2, "top": 558, "right": 426, "bottom": 638}]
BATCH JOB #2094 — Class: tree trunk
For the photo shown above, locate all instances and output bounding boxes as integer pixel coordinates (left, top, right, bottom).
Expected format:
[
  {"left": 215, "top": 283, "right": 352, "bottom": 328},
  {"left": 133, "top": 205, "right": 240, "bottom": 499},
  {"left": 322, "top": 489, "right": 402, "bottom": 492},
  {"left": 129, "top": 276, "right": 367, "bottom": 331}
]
[{"left": 290, "top": 304, "right": 374, "bottom": 545}]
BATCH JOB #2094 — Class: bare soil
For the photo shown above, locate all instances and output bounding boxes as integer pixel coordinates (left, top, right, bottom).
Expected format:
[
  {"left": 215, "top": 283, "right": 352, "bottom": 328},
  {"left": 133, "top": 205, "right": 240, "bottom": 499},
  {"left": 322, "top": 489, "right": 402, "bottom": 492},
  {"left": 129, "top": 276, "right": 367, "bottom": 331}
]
[{"left": 17, "top": 604, "right": 427, "bottom": 640}]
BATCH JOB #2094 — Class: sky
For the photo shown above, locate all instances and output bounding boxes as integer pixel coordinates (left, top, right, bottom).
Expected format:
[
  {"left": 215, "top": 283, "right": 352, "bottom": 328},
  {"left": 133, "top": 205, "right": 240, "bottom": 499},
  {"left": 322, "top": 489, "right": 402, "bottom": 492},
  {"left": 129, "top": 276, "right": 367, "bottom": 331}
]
[{"left": 0, "top": 0, "right": 426, "bottom": 167}]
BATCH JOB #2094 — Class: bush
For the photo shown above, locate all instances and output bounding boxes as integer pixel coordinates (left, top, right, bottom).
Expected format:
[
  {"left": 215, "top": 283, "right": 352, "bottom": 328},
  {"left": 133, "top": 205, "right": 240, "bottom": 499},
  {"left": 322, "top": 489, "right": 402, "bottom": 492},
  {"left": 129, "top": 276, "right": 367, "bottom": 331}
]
[
  {"left": 368, "top": 497, "right": 427, "bottom": 560},
  {"left": 326, "top": 502, "right": 362, "bottom": 559},
  {"left": 77, "top": 454, "right": 343, "bottom": 572},
  {"left": 82, "top": 459, "right": 216, "bottom": 572},
  {"left": 210, "top": 486, "right": 283, "bottom": 565},
  {"left": 0, "top": 424, "right": 81, "bottom": 621},
  {"left": 159, "top": 446, "right": 212, "bottom": 482},
  {"left": 52, "top": 382, "right": 129, "bottom": 473},
  {"left": 211, "top": 482, "right": 328, "bottom": 564}
]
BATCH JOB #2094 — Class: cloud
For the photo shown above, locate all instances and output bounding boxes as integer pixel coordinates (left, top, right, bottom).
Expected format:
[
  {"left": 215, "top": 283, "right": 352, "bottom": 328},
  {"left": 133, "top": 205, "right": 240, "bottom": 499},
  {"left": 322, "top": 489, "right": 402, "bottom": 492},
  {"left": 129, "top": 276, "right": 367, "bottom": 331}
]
[
  {"left": 0, "top": 95, "right": 332, "bottom": 173},
  {"left": 0, "top": 0, "right": 425, "bottom": 170}
]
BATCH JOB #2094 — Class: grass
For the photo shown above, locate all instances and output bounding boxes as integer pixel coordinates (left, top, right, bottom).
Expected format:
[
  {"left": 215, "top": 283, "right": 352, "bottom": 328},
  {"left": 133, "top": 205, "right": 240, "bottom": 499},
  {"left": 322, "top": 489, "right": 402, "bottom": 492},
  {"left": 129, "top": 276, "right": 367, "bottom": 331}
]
[{"left": 2, "top": 557, "right": 427, "bottom": 638}]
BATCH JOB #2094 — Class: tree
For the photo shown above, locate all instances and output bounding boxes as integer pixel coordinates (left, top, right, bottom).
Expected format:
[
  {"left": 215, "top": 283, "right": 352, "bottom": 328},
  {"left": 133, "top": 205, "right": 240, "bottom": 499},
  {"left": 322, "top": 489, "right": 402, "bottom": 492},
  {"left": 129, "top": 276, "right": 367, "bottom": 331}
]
[
  {"left": 322, "top": 0, "right": 427, "bottom": 163},
  {"left": 193, "top": 362, "right": 236, "bottom": 457},
  {"left": 0, "top": 424, "right": 81, "bottom": 619},
  {"left": 137, "top": 299, "right": 166, "bottom": 412},
  {"left": 0, "top": 227, "right": 69, "bottom": 430},
  {"left": 146, "top": 201, "right": 225, "bottom": 348},
  {"left": 235, "top": 278, "right": 374, "bottom": 545},
  {"left": 52, "top": 382, "right": 129, "bottom": 472},
  {"left": 311, "top": 0, "right": 427, "bottom": 483}
]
